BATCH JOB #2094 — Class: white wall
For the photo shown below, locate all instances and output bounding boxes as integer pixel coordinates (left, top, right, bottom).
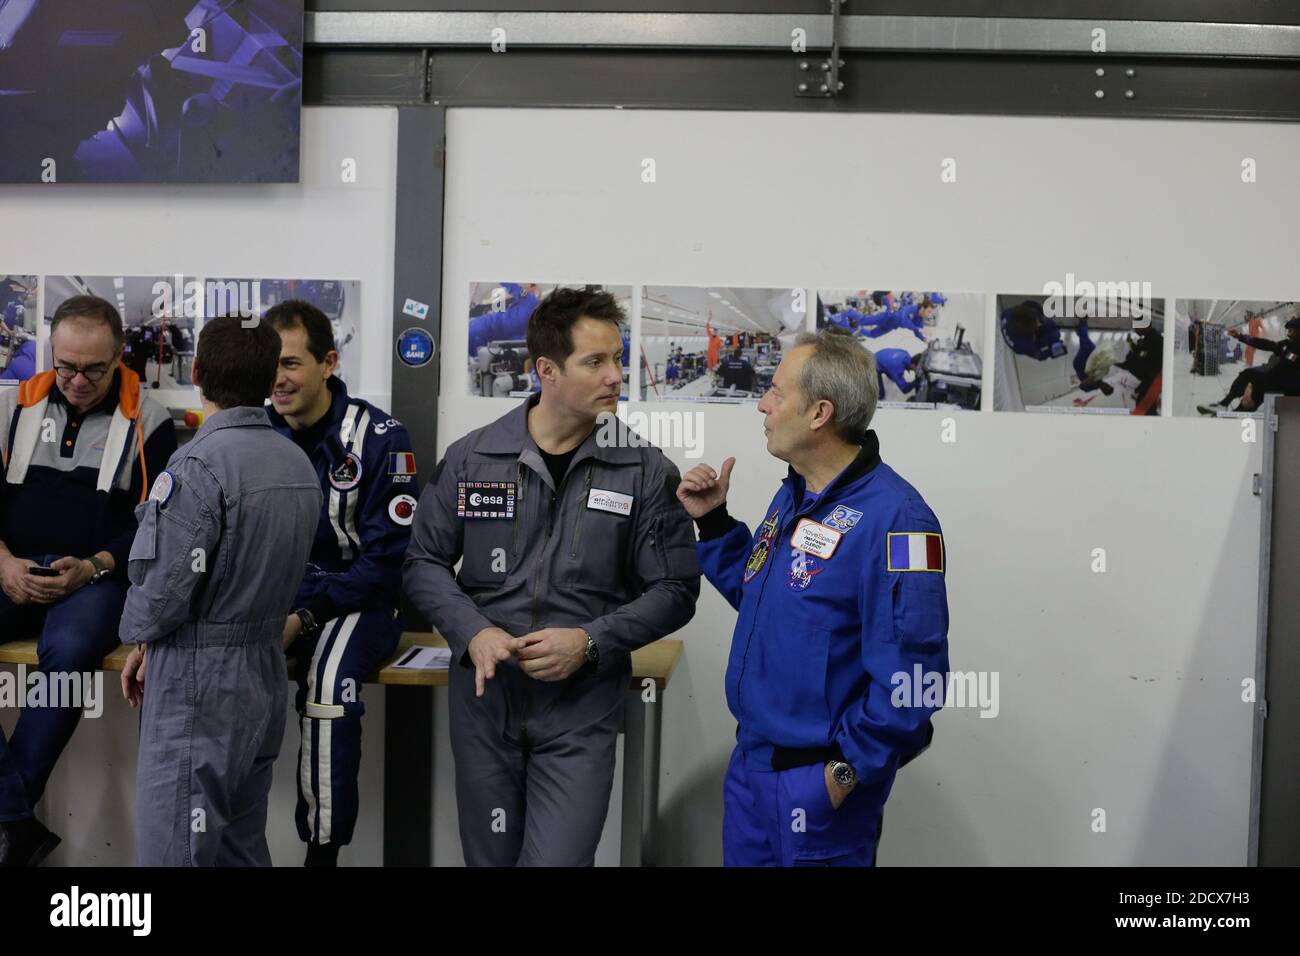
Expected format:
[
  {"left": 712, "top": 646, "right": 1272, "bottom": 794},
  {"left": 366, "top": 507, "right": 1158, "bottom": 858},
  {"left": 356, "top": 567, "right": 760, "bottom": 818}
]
[
  {"left": 0, "top": 107, "right": 399, "bottom": 866},
  {"left": 436, "top": 106, "right": 1289, "bottom": 865}
]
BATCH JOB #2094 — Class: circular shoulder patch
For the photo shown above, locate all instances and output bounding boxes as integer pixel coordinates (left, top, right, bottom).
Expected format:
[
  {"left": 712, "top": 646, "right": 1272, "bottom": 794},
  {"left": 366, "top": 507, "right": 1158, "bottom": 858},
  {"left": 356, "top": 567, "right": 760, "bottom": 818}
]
[
  {"left": 329, "top": 452, "right": 363, "bottom": 492},
  {"left": 388, "top": 494, "right": 417, "bottom": 526},
  {"left": 148, "top": 471, "right": 175, "bottom": 505}
]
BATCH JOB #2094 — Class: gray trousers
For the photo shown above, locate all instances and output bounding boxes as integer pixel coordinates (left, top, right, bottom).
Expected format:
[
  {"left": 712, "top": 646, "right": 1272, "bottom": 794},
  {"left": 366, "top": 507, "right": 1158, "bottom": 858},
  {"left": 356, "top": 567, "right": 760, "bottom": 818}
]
[
  {"left": 135, "top": 633, "right": 287, "bottom": 867},
  {"left": 448, "top": 656, "right": 625, "bottom": 866}
]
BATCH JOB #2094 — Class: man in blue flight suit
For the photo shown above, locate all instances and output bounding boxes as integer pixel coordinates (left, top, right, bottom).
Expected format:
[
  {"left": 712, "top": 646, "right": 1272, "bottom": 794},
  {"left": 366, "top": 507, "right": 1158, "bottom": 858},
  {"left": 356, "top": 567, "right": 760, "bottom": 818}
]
[
  {"left": 262, "top": 300, "right": 420, "bottom": 867},
  {"left": 874, "top": 347, "right": 921, "bottom": 399},
  {"left": 678, "top": 328, "right": 949, "bottom": 867},
  {"left": 1000, "top": 299, "right": 1066, "bottom": 360},
  {"left": 120, "top": 316, "right": 321, "bottom": 866}
]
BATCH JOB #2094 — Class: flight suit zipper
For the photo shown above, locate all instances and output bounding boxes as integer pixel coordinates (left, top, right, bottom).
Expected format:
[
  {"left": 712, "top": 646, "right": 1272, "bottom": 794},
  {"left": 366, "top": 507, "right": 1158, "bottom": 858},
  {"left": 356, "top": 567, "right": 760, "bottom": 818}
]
[
  {"left": 511, "top": 461, "right": 525, "bottom": 557},
  {"left": 734, "top": 503, "right": 789, "bottom": 722},
  {"left": 568, "top": 465, "right": 594, "bottom": 559}
]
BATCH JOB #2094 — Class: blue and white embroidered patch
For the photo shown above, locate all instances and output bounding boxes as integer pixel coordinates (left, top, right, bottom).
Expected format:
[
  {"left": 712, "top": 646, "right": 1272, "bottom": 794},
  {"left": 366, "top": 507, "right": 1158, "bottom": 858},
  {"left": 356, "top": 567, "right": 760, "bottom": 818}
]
[{"left": 148, "top": 471, "right": 174, "bottom": 505}]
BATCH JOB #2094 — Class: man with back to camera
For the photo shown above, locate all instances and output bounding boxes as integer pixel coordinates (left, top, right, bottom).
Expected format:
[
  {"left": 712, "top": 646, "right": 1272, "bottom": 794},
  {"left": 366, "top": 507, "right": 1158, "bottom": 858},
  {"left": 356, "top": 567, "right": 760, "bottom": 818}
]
[
  {"left": 0, "top": 295, "right": 176, "bottom": 866},
  {"left": 262, "top": 299, "right": 421, "bottom": 867},
  {"left": 677, "top": 328, "right": 950, "bottom": 867},
  {"left": 404, "top": 287, "right": 699, "bottom": 866},
  {"left": 120, "top": 316, "right": 321, "bottom": 867},
  {"left": 717, "top": 344, "right": 757, "bottom": 393}
]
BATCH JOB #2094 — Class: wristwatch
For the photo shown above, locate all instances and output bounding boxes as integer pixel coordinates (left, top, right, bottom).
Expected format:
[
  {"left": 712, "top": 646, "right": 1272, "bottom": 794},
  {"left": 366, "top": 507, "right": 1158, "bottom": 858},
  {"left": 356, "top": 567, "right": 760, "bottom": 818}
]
[
  {"left": 294, "top": 608, "right": 320, "bottom": 636},
  {"left": 86, "top": 555, "right": 112, "bottom": 585},
  {"left": 828, "top": 759, "right": 857, "bottom": 789},
  {"left": 584, "top": 632, "right": 600, "bottom": 665}
]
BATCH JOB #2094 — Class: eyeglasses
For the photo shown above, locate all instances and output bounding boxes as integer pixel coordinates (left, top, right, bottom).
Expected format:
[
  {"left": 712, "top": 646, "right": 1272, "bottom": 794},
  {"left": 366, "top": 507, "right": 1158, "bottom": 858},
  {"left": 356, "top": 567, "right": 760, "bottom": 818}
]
[{"left": 52, "top": 362, "right": 113, "bottom": 383}]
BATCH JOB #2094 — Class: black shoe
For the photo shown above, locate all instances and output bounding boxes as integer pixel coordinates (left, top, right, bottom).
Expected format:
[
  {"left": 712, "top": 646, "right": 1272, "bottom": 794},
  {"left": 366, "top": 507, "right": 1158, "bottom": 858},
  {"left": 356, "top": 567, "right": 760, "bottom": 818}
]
[
  {"left": 1196, "top": 403, "right": 1222, "bottom": 416},
  {"left": 304, "top": 840, "right": 339, "bottom": 868},
  {"left": 0, "top": 817, "right": 61, "bottom": 867}
]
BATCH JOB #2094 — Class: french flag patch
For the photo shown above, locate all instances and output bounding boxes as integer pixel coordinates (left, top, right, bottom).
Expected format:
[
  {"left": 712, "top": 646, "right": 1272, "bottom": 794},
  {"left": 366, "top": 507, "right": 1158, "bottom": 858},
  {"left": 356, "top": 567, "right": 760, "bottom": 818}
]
[
  {"left": 888, "top": 532, "right": 944, "bottom": 572},
  {"left": 389, "top": 452, "right": 417, "bottom": 476}
]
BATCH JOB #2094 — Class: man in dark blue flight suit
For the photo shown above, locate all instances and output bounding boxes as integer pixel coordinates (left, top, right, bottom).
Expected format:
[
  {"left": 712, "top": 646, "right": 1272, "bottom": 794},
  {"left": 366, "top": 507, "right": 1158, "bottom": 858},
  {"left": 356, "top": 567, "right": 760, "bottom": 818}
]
[
  {"left": 678, "top": 328, "right": 949, "bottom": 866},
  {"left": 263, "top": 300, "right": 420, "bottom": 867},
  {"left": 716, "top": 346, "right": 757, "bottom": 393}
]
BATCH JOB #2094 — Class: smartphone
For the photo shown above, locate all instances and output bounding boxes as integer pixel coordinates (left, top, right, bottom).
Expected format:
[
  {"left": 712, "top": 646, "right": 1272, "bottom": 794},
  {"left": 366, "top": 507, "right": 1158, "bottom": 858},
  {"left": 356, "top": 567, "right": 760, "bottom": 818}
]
[{"left": 27, "top": 565, "right": 60, "bottom": 577}]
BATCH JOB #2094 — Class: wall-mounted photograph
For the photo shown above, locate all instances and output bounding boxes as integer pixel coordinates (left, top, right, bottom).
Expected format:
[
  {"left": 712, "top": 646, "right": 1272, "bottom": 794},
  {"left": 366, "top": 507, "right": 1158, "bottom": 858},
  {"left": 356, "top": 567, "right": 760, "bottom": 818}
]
[
  {"left": 467, "top": 282, "right": 631, "bottom": 400},
  {"left": 993, "top": 294, "right": 1164, "bottom": 415},
  {"left": 815, "top": 290, "right": 985, "bottom": 410},
  {"left": 1173, "top": 299, "right": 1299, "bottom": 417},
  {"left": 640, "top": 286, "right": 805, "bottom": 403}
]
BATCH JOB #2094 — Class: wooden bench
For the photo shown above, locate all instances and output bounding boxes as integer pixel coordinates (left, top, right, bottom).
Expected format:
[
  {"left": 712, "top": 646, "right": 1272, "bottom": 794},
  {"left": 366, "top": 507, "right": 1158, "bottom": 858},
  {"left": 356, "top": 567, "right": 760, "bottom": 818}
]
[{"left": 0, "top": 633, "right": 683, "bottom": 866}]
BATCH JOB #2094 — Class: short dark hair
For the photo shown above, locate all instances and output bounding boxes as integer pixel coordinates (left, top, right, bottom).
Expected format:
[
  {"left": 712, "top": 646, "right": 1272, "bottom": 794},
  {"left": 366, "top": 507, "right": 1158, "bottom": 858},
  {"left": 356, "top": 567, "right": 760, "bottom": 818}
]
[
  {"left": 195, "top": 316, "right": 282, "bottom": 409},
  {"left": 262, "top": 299, "right": 336, "bottom": 362},
  {"left": 526, "top": 287, "right": 625, "bottom": 370},
  {"left": 51, "top": 295, "right": 124, "bottom": 349},
  {"left": 1006, "top": 301, "right": 1044, "bottom": 339}
]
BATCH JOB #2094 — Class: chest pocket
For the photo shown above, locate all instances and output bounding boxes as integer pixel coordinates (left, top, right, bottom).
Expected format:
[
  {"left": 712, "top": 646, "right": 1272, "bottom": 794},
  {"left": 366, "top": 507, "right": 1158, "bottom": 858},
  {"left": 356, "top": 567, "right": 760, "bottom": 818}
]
[
  {"left": 558, "top": 464, "right": 639, "bottom": 595},
  {"left": 458, "top": 461, "right": 524, "bottom": 588}
]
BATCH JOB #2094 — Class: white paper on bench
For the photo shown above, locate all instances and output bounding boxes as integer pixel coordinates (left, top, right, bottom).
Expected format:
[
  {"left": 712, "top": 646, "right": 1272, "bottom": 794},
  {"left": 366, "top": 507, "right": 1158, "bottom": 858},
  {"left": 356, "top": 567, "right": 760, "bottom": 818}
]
[{"left": 391, "top": 646, "right": 453, "bottom": 670}]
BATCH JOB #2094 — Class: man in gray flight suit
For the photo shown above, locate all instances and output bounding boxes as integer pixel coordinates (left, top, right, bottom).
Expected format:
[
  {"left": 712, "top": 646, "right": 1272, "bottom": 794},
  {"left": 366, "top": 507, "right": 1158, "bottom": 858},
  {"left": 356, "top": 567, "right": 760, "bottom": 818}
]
[
  {"left": 120, "top": 316, "right": 321, "bottom": 867},
  {"left": 405, "top": 287, "right": 699, "bottom": 866}
]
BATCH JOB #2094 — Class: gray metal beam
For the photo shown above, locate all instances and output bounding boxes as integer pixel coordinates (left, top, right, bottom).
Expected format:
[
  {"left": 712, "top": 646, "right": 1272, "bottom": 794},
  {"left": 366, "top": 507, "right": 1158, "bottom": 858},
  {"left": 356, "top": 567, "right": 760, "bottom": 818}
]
[{"left": 307, "top": 12, "right": 1300, "bottom": 59}]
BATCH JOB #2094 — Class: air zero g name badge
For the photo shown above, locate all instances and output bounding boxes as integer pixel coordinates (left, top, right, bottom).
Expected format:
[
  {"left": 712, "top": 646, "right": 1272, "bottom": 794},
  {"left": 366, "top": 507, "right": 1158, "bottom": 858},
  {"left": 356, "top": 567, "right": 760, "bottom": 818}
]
[
  {"left": 457, "top": 481, "right": 516, "bottom": 519},
  {"left": 790, "top": 518, "right": 842, "bottom": 560},
  {"left": 329, "top": 452, "right": 363, "bottom": 491},
  {"left": 587, "top": 488, "right": 633, "bottom": 516}
]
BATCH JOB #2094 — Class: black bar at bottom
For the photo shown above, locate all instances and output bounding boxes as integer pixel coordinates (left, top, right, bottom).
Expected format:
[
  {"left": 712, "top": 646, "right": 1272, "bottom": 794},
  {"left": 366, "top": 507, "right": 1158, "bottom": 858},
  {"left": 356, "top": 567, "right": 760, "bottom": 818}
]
[{"left": 382, "top": 684, "right": 433, "bottom": 866}]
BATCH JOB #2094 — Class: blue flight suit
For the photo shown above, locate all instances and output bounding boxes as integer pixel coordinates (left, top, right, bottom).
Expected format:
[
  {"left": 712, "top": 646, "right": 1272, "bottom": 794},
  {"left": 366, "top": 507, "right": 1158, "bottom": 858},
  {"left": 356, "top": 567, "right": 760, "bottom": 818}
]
[
  {"left": 267, "top": 377, "right": 420, "bottom": 849},
  {"left": 468, "top": 283, "right": 539, "bottom": 356},
  {"left": 875, "top": 348, "right": 917, "bottom": 396},
  {"left": 1000, "top": 304, "right": 1066, "bottom": 360},
  {"left": 696, "top": 432, "right": 949, "bottom": 866},
  {"left": 1072, "top": 320, "right": 1104, "bottom": 392}
]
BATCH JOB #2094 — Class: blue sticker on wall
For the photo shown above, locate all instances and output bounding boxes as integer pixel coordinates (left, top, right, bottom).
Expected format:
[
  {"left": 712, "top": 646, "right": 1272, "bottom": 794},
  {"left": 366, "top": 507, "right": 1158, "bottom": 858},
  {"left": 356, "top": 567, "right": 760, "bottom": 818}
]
[{"left": 397, "top": 327, "right": 436, "bottom": 368}]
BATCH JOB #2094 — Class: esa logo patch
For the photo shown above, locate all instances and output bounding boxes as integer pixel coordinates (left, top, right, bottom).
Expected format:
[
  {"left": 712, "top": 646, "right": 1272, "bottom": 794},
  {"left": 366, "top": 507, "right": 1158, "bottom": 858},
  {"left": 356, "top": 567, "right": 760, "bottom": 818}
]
[
  {"left": 457, "top": 481, "right": 516, "bottom": 519},
  {"left": 329, "top": 453, "right": 363, "bottom": 491},
  {"left": 388, "top": 494, "right": 417, "bottom": 526}
]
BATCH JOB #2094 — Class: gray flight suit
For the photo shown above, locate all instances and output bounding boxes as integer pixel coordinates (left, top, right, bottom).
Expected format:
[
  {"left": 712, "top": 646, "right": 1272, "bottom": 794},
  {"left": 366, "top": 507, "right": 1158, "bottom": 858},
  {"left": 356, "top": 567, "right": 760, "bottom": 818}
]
[
  {"left": 404, "top": 393, "right": 699, "bottom": 866},
  {"left": 120, "top": 406, "right": 321, "bottom": 867}
]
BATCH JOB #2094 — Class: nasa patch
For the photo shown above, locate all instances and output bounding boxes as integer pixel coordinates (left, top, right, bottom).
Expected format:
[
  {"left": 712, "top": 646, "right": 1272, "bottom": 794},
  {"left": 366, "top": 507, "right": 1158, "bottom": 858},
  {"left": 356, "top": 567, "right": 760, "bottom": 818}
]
[
  {"left": 148, "top": 471, "right": 175, "bottom": 505},
  {"left": 329, "top": 452, "right": 363, "bottom": 492},
  {"left": 388, "top": 494, "right": 417, "bottom": 526},
  {"left": 457, "top": 481, "right": 516, "bottom": 519},
  {"left": 788, "top": 548, "right": 824, "bottom": 592}
]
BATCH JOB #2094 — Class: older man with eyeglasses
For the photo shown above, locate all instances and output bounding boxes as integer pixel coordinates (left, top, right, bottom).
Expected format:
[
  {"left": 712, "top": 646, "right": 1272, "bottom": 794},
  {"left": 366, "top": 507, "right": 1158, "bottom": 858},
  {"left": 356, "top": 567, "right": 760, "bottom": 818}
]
[{"left": 0, "top": 295, "right": 176, "bottom": 866}]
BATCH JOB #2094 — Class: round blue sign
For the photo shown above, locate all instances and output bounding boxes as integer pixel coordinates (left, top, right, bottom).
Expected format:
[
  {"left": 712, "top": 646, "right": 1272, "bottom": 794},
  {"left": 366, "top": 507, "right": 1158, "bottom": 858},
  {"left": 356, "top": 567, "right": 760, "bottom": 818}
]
[{"left": 396, "top": 327, "right": 436, "bottom": 368}]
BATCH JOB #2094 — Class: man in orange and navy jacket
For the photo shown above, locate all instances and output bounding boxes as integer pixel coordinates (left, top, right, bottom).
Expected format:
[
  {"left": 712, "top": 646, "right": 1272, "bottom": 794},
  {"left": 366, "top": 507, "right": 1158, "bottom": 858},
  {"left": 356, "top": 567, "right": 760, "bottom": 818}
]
[{"left": 0, "top": 295, "right": 176, "bottom": 866}]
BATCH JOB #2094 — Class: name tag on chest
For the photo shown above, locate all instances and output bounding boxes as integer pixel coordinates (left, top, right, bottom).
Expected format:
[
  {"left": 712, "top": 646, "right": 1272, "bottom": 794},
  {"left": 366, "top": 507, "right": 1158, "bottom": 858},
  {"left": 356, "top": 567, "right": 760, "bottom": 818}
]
[
  {"left": 790, "top": 518, "right": 842, "bottom": 559},
  {"left": 587, "top": 488, "right": 633, "bottom": 516}
]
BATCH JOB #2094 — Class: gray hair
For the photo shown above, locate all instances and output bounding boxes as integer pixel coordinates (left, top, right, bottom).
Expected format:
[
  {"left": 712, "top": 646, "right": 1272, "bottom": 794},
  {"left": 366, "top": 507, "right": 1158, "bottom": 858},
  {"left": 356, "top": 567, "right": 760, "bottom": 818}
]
[{"left": 792, "top": 329, "right": 878, "bottom": 442}]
